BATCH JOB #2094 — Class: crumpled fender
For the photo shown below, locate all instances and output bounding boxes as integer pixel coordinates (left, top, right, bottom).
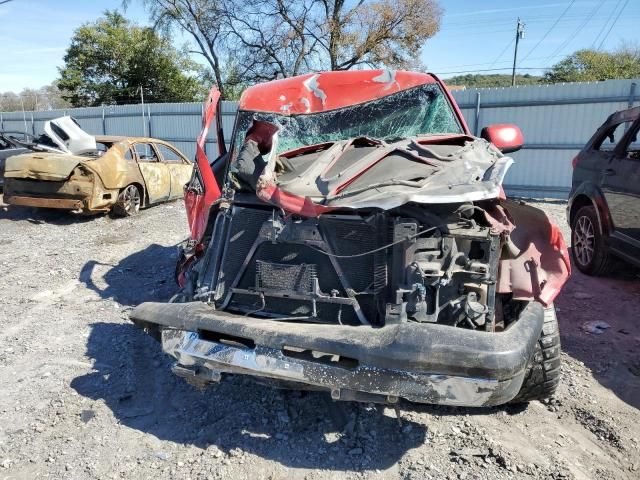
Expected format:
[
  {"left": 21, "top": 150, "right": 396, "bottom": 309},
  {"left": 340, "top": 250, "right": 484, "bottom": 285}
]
[{"left": 497, "top": 200, "right": 571, "bottom": 306}]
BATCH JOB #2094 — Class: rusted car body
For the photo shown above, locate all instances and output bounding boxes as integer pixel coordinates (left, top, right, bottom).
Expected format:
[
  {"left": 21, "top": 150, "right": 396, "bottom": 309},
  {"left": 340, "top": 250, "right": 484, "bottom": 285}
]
[
  {"left": 4, "top": 122, "right": 193, "bottom": 215},
  {"left": 131, "top": 70, "right": 570, "bottom": 407}
]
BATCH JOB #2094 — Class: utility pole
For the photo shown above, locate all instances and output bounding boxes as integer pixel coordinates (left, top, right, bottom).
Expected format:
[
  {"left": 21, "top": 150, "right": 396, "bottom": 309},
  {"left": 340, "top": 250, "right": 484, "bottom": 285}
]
[
  {"left": 19, "top": 95, "right": 27, "bottom": 133},
  {"left": 511, "top": 18, "right": 525, "bottom": 87},
  {"left": 138, "top": 86, "right": 146, "bottom": 137}
]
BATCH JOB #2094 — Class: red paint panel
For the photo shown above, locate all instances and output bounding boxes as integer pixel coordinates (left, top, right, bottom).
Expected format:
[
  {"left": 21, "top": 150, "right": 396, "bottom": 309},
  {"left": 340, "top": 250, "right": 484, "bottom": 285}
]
[
  {"left": 540, "top": 220, "right": 572, "bottom": 305},
  {"left": 256, "top": 183, "right": 335, "bottom": 217},
  {"left": 496, "top": 201, "right": 570, "bottom": 307},
  {"left": 185, "top": 87, "right": 222, "bottom": 242},
  {"left": 239, "top": 70, "right": 437, "bottom": 115}
]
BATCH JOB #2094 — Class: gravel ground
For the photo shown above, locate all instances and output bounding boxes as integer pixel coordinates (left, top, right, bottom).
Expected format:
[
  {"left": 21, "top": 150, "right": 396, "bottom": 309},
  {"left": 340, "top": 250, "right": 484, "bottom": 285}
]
[{"left": 0, "top": 196, "right": 639, "bottom": 480}]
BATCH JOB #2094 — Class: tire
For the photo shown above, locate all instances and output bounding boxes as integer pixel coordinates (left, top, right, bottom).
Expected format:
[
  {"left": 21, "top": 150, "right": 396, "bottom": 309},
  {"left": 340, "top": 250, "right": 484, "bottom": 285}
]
[
  {"left": 511, "top": 305, "right": 561, "bottom": 403},
  {"left": 570, "top": 205, "right": 616, "bottom": 276},
  {"left": 113, "top": 184, "right": 141, "bottom": 217}
]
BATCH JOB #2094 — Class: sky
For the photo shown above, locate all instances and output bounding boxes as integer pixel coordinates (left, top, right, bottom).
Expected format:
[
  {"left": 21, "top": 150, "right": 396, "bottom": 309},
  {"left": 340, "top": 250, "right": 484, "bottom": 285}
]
[{"left": 0, "top": 0, "right": 638, "bottom": 93}]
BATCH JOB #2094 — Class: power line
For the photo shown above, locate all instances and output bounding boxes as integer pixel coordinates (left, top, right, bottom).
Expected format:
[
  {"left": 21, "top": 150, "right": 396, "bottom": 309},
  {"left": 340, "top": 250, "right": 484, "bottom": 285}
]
[
  {"left": 596, "top": 0, "right": 630, "bottom": 50},
  {"left": 438, "top": 67, "right": 550, "bottom": 75},
  {"left": 488, "top": 37, "right": 516, "bottom": 69},
  {"left": 518, "top": 0, "right": 576, "bottom": 65},
  {"left": 546, "top": 1, "right": 605, "bottom": 59},
  {"left": 592, "top": 0, "right": 623, "bottom": 48}
]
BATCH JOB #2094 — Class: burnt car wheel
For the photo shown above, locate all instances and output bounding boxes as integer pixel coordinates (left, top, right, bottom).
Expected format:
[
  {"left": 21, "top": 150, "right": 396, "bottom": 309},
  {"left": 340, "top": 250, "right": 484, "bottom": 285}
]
[
  {"left": 511, "top": 305, "right": 561, "bottom": 403},
  {"left": 113, "top": 184, "right": 141, "bottom": 217},
  {"left": 570, "top": 206, "right": 615, "bottom": 275}
]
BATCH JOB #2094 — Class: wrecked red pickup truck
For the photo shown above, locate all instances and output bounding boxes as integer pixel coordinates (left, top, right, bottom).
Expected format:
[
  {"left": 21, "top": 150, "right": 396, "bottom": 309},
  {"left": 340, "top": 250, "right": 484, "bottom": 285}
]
[{"left": 131, "top": 70, "right": 570, "bottom": 407}]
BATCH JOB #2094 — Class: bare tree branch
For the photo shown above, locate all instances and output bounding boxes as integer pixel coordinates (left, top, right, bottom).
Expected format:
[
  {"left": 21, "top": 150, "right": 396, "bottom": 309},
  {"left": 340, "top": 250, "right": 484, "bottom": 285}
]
[{"left": 129, "top": 0, "right": 442, "bottom": 91}]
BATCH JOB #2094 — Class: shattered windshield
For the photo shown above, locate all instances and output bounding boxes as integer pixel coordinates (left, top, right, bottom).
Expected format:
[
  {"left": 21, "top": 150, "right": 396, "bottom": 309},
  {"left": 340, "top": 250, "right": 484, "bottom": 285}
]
[{"left": 233, "top": 84, "right": 463, "bottom": 154}]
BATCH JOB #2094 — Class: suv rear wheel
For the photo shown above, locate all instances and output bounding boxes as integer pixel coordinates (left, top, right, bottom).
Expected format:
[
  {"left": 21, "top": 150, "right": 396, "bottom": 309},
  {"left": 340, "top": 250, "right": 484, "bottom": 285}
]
[
  {"left": 571, "top": 205, "right": 615, "bottom": 275},
  {"left": 511, "top": 305, "right": 561, "bottom": 403}
]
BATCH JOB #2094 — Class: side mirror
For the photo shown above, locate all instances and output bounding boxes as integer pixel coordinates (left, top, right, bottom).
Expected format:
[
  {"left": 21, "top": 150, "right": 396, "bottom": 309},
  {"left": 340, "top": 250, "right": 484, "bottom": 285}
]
[{"left": 481, "top": 124, "right": 524, "bottom": 154}]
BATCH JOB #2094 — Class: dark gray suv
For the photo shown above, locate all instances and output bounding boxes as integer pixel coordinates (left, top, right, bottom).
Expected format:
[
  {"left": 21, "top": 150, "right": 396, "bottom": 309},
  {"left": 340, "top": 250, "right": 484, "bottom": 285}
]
[{"left": 568, "top": 106, "right": 640, "bottom": 275}]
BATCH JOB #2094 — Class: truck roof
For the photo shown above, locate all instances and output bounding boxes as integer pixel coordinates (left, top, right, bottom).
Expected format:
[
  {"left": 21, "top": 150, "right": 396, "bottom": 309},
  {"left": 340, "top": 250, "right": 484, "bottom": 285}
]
[{"left": 238, "top": 69, "right": 441, "bottom": 115}]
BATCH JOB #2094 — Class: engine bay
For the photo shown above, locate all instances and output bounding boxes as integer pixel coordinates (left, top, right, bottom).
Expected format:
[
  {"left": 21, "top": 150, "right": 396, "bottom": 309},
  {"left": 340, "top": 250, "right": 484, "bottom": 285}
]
[{"left": 188, "top": 201, "right": 512, "bottom": 331}]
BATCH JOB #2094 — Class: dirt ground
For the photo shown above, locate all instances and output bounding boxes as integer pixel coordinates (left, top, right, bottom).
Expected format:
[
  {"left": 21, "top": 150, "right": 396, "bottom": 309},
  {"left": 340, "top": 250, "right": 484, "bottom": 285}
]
[{"left": 0, "top": 196, "right": 639, "bottom": 480}]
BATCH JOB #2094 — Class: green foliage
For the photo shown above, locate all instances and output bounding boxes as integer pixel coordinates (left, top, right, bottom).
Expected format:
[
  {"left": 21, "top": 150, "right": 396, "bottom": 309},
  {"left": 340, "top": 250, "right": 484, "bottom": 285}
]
[
  {"left": 444, "top": 74, "right": 544, "bottom": 88},
  {"left": 198, "top": 60, "right": 246, "bottom": 101},
  {"left": 58, "top": 10, "right": 207, "bottom": 107},
  {"left": 544, "top": 47, "right": 640, "bottom": 83}
]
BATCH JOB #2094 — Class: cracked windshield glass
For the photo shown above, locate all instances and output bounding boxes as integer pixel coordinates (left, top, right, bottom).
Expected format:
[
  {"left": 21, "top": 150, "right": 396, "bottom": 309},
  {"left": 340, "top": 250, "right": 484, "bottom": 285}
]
[{"left": 233, "top": 84, "right": 463, "bottom": 154}]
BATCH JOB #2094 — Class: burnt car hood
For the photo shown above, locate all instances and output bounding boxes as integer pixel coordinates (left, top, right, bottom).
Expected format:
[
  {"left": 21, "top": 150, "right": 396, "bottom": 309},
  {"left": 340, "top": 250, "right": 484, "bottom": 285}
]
[{"left": 246, "top": 135, "right": 512, "bottom": 213}]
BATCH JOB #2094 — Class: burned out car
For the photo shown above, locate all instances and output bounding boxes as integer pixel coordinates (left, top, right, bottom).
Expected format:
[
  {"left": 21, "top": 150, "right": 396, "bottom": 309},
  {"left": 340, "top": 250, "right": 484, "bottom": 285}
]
[
  {"left": 131, "top": 71, "right": 570, "bottom": 407},
  {"left": 0, "top": 131, "right": 33, "bottom": 190},
  {"left": 3, "top": 116, "right": 193, "bottom": 216}
]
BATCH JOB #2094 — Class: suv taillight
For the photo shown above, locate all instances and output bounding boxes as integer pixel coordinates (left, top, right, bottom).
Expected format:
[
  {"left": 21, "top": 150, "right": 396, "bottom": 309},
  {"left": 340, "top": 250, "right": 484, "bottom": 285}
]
[{"left": 571, "top": 156, "right": 579, "bottom": 169}]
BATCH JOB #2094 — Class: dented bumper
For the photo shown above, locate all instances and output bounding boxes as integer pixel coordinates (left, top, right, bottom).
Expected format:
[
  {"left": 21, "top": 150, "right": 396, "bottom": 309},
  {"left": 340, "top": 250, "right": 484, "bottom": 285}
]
[
  {"left": 131, "top": 301, "right": 544, "bottom": 406},
  {"left": 3, "top": 194, "right": 85, "bottom": 210}
]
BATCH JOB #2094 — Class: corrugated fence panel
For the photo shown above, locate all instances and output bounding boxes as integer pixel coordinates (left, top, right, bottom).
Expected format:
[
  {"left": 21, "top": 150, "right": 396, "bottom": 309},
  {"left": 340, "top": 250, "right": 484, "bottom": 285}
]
[
  {"left": 2, "top": 81, "right": 638, "bottom": 199},
  {"left": 451, "top": 78, "right": 639, "bottom": 198}
]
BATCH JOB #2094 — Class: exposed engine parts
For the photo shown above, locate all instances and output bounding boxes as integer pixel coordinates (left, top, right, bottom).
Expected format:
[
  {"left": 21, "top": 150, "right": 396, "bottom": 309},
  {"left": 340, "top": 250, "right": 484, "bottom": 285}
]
[
  {"left": 389, "top": 211, "right": 499, "bottom": 330},
  {"left": 189, "top": 201, "right": 503, "bottom": 331}
]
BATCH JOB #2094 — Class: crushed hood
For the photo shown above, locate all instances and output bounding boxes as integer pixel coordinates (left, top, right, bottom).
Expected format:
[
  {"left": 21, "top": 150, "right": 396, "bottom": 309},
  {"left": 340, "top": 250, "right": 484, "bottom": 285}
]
[{"left": 235, "top": 135, "right": 513, "bottom": 216}]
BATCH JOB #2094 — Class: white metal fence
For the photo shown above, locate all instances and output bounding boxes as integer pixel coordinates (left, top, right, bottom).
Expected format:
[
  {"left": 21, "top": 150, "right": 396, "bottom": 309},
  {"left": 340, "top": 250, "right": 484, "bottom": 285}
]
[{"left": 1, "top": 78, "right": 638, "bottom": 199}]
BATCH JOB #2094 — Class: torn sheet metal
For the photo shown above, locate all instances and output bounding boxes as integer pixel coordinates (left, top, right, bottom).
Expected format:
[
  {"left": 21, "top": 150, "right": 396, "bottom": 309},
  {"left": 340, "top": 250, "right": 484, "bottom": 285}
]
[
  {"left": 235, "top": 135, "right": 513, "bottom": 215},
  {"left": 496, "top": 199, "right": 571, "bottom": 306}
]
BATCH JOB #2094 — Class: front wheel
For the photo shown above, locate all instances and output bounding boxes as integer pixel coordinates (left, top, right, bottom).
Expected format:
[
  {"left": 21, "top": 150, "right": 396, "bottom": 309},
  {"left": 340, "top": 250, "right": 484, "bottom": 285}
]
[
  {"left": 511, "top": 305, "right": 561, "bottom": 403},
  {"left": 113, "top": 184, "right": 141, "bottom": 217}
]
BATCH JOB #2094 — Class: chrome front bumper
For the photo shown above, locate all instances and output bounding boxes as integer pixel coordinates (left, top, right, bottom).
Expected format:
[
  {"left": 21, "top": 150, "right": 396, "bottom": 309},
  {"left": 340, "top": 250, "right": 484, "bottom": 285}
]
[{"left": 131, "top": 301, "right": 545, "bottom": 406}]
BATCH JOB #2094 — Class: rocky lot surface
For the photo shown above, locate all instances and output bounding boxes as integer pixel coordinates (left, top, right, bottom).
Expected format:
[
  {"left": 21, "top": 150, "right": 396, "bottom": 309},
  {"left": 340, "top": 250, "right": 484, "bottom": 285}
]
[{"left": 0, "top": 196, "right": 639, "bottom": 480}]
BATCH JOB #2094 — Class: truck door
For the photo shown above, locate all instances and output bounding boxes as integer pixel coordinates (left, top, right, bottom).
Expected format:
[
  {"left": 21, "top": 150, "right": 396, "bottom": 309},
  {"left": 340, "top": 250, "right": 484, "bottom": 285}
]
[{"left": 184, "top": 87, "right": 226, "bottom": 242}]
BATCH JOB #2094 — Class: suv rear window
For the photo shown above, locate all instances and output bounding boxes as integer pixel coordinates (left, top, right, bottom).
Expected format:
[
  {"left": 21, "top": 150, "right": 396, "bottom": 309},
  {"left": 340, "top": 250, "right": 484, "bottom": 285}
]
[{"left": 595, "top": 120, "right": 635, "bottom": 151}]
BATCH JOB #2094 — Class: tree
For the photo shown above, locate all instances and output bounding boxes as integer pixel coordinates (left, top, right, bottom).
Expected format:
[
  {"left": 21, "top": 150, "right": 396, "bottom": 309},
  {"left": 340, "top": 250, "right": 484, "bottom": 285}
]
[
  {"left": 130, "top": 0, "right": 442, "bottom": 93},
  {"left": 0, "top": 83, "right": 70, "bottom": 113},
  {"left": 39, "top": 82, "right": 72, "bottom": 110},
  {"left": 445, "top": 74, "right": 544, "bottom": 88},
  {"left": 544, "top": 46, "right": 640, "bottom": 83},
  {"left": 58, "top": 10, "right": 206, "bottom": 107},
  {"left": 125, "top": 0, "right": 230, "bottom": 97},
  {"left": 0, "top": 92, "right": 21, "bottom": 112},
  {"left": 318, "top": 0, "right": 441, "bottom": 71},
  {"left": 223, "top": 0, "right": 321, "bottom": 82}
]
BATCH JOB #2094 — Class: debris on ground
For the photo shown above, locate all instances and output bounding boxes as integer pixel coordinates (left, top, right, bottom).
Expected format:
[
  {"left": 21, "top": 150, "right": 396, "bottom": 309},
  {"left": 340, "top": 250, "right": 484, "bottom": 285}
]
[
  {"left": 582, "top": 321, "right": 611, "bottom": 335},
  {"left": 0, "top": 198, "right": 638, "bottom": 479}
]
